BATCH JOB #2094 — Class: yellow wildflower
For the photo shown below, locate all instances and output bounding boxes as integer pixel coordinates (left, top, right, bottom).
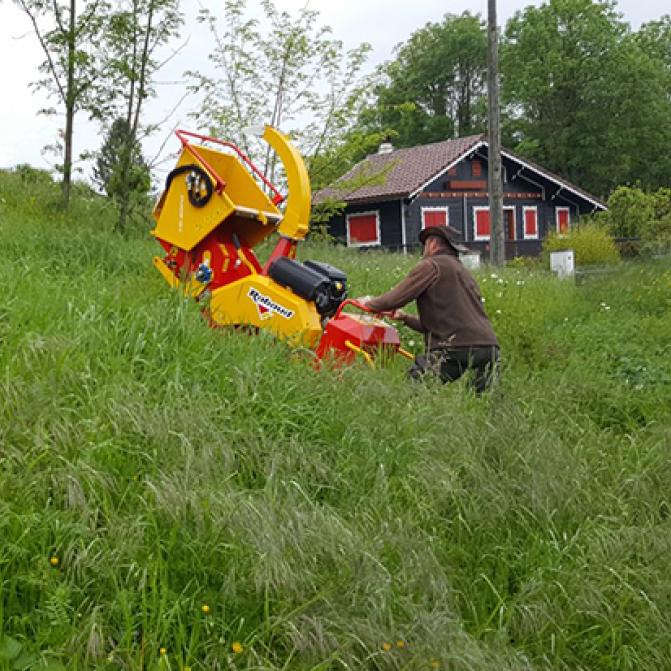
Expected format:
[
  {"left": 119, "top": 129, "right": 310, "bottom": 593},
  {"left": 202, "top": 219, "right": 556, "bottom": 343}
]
[
  {"left": 431, "top": 661, "right": 440, "bottom": 669},
  {"left": 201, "top": 603, "right": 211, "bottom": 614},
  {"left": 49, "top": 556, "right": 59, "bottom": 567},
  {"left": 396, "top": 640, "right": 406, "bottom": 649},
  {"left": 382, "top": 642, "right": 392, "bottom": 652},
  {"left": 231, "top": 641, "right": 243, "bottom": 654},
  {"left": 159, "top": 647, "right": 167, "bottom": 655}
]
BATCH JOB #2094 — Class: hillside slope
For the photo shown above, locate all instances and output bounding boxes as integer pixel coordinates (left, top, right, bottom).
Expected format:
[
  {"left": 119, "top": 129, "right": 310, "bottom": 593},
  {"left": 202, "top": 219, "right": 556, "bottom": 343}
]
[{"left": 1, "top": 172, "right": 670, "bottom": 670}]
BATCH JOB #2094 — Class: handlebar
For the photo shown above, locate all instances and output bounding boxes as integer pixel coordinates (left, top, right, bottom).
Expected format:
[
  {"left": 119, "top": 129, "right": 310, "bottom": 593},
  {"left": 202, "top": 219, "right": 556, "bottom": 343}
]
[{"left": 333, "top": 299, "right": 394, "bottom": 321}]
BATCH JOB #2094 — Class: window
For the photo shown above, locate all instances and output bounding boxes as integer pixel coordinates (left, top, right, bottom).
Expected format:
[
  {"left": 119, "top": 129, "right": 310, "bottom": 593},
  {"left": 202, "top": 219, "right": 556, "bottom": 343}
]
[
  {"left": 447, "top": 166, "right": 457, "bottom": 176},
  {"left": 473, "top": 206, "right": 490, "bottom": 240},
  {"left": 472, "top": 160, "right": 482, "bottom": 177},
  {"left": 421, "top": 206, "right": 449, "bottom": 230},
  {"left": 523, "top": 206, "right": 538, "bottom": 239},
  {"left": 504, "top": 206, "right": 516, "bottom": 240},
  {"left": 346, "top": 211, "right": 380, "bottom": 247},
  {"left": 556, "top": 207, "right": 570, "bottom": 235}
]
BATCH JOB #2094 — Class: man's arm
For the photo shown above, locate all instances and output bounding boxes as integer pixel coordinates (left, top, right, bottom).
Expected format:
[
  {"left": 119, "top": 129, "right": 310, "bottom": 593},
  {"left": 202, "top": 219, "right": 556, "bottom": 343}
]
[
  {"left": 398, "top": 312, "right": 424, "bottom": 332},
  {"left": 365, "top": 259, "right": 439, "bottom": 313}
]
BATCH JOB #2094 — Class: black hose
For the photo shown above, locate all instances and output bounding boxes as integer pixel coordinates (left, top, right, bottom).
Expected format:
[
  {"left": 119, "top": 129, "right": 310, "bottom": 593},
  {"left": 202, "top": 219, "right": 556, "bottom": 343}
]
[{"left": 164, "top": 164, "right": 213, "bottom": 208}]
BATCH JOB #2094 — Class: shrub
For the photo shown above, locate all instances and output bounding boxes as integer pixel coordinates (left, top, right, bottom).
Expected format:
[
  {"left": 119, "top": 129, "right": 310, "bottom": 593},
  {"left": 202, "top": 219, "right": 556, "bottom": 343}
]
[
  {"left": 542, "top": 224, "right": 620, "bottom": 266},
  {"left": 645, "top": 188, "right": 671, "bottom": 253},
  {"left": 604, "top": 186, "right": 654, "bottom": 239},
  {"left": 507, "top": 255, "right": 543, "bottom": 271},
  {"left": 12, "top": 163, "right": 55, "bottom": 186},
  {"left": 599, "top": 186, "right": 671, "bottom": 254}
]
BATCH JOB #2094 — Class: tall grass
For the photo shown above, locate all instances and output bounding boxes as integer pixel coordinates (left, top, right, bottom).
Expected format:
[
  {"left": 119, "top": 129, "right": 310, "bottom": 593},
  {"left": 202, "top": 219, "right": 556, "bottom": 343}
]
[{"left": 1, "top": 172, "right": 670, "bottom": 670}]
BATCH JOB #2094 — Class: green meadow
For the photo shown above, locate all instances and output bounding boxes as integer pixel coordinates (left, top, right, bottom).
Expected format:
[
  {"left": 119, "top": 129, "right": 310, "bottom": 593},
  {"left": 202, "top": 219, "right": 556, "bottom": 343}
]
[{"left": 1, "top": 173, "right": 671, "bottom": 670}]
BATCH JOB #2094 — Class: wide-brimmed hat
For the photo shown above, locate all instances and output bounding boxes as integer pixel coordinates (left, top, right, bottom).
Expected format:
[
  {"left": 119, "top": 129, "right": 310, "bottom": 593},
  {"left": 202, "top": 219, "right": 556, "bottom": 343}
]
[{"left": 418, "top": 225, "right": 469, "bottom": 253}]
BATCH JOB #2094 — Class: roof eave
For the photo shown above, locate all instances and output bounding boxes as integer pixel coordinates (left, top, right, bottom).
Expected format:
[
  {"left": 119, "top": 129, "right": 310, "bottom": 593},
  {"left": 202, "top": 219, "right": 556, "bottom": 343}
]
[
  {"left": 491, "top": 144, "right": 607, "bottom": 210},
  {"left": 341, "top": 192, "right": 409, "bottom": 205}
]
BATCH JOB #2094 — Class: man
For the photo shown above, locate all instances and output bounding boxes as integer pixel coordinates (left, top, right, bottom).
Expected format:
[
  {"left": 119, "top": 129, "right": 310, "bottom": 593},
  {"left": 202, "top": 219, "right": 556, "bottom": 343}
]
[{"left": 360, "top": 225, "right": 499, "bottom": 393}]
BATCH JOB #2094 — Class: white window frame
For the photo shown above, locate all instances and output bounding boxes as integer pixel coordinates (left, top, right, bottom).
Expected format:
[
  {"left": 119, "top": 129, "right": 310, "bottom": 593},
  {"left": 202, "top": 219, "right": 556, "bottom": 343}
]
[
  {"left": 346, "top": 210, "right": 381, "bottom": 247},
  {"left": 473, "top": 206, "right": 490, "bottom": 241},
  {"left": 555, "top": 206, "right": 571, "bottom": 235},
  {"left": 420, "top": 206, "right": 449, "bottom": 230},
  {"left": 504, "top": 205, "right": 516, "bottom": 241},
  {"left": 523, "top": 206, "right": 539, "bottom": 240}
]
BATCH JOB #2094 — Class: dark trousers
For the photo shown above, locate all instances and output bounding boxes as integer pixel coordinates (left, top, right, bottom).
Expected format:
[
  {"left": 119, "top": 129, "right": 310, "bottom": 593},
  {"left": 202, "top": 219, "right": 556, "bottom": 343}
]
[{"left": 408, "top": 346, "right": 500, "bottom": 394}]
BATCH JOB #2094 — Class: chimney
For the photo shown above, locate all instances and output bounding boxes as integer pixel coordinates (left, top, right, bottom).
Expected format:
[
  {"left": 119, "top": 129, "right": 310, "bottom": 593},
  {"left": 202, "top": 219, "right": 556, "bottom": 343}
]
[{"left": 377, "top": 141, "right": 394, "bottom": 155}]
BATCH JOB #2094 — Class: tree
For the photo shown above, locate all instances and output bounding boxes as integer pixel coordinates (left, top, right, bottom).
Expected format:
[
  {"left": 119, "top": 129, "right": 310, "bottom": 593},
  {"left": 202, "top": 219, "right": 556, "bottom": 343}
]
[
  {"left": 501, "top": 0, "right": 671, "bottom": 196},
  {"left": 355, "top": 13, "right": 488, "bottom": 149},
  {"left": 634, "top": 16, "right": 671, "bottom": 187},
  {"left": 188, "top": 0, "right": 373, "bottom": 188},
  {"left": 93, "top": 117, "right": 150, "bottom": 219},
  {"left": 636, "top": 16, "right": 671, "bottom": 73},
  {"left": 14, "top": 0, "right": 107, "bottom": 208},
  {"left": 94, "top": 0, "right": 182, "bottom": 232}
]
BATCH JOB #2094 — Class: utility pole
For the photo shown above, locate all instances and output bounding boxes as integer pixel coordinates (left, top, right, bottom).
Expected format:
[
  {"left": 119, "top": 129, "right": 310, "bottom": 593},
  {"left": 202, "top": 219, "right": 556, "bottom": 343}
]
[{"left": 487, "top": 0, "right": 505, "bottom": 265}]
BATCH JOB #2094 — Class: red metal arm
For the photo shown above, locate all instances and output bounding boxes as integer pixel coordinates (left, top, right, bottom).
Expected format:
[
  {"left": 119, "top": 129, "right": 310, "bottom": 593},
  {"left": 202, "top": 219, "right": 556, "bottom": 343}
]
[{"left": 175, "top": 129, "right": 285, "bottom": 204}]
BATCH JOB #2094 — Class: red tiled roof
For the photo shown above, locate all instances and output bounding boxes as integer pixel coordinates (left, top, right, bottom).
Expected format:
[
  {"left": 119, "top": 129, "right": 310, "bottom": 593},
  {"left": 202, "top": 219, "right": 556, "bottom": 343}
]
[{"left": 314, "top": 135, "right": 484, "bottom": 204}]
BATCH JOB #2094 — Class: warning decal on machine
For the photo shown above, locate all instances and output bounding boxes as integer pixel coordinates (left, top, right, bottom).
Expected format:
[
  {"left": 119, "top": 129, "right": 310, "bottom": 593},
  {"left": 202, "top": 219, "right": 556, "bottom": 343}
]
[{"left": 248, "top": 288, "right": 295, "bottom": 320}]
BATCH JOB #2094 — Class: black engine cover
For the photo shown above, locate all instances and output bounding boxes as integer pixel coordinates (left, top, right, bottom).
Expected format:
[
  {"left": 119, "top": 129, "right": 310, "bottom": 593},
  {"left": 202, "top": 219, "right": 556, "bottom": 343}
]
[{"left": 268, "top": 257, "right": 348, "bottom": 317}]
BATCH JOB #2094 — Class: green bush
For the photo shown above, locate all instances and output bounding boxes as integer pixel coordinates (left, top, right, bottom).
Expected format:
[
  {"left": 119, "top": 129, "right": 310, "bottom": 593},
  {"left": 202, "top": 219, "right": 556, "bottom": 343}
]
[
  {"left": 506, "top": 254, "right": 543, "bottom": 271},
  {"left": 599, "top": 186, "right": 671, "bottom": 254},
  {"left": 604, "top": 185, "right": 654, "bottom": 239},
  {"left": 542, "top": 224, "right": 620, "bottom": 266},
  {"left": 645, "top": 188, "right": 671, "bottom": 253}
]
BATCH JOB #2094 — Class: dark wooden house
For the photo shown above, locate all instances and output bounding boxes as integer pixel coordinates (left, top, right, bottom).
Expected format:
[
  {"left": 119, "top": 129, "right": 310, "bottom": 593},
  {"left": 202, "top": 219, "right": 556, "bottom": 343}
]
[{"left": 314, "top": 135, "right": 606, "bottom": 257}]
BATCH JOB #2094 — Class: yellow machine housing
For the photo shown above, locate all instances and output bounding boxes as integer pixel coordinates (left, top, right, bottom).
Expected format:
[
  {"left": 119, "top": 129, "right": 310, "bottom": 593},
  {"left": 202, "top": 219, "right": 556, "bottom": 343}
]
[{"left": 152, "top": 145, "right": 282, "bottom": 251}]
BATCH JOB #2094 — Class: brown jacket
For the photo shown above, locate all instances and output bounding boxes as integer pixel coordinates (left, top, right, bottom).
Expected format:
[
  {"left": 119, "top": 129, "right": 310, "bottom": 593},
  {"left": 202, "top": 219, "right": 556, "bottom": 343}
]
[{"left": 367, "top": 250, "right": 498, "bottom": 350}]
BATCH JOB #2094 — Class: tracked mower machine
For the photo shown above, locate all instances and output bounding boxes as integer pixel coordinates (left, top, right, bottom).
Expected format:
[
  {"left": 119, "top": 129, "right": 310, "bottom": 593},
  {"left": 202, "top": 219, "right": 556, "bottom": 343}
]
[{"left": 151, "top": 126, "right": 412, "bottom": 366}]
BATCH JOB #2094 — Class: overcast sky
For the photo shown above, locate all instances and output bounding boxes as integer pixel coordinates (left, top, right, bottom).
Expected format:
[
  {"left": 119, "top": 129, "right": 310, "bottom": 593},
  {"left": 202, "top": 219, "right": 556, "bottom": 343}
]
[{"left": 0, "top": 0, "right": 667, "bottom": 174}]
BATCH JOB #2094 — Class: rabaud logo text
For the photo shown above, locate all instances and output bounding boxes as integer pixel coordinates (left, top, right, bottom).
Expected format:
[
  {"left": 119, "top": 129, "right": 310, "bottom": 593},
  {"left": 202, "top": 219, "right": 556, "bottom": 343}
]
[{"left": 248, "top": 288, "right": 295, "bottom": 320}]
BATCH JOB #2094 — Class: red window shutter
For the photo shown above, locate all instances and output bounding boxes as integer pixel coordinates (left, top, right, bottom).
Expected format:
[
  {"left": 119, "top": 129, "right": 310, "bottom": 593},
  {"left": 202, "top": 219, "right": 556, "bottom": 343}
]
[
  {"left": 422, "top": 209, "right": 447, "bottom": 229},
  {"left": 506, "top": 210, "right": 516, "bottom": 240},
  {"left": 472, "top": 160, "right": 482, "bottom": 177},
  {"left": 524, "top": 209, "right": 538, "bottom": 237},
  {"left": 475, "top": 209, "right": 490, "bottom": 238},
  {"left": 348, "top": 214, "right": 378, "bottom": 244}
]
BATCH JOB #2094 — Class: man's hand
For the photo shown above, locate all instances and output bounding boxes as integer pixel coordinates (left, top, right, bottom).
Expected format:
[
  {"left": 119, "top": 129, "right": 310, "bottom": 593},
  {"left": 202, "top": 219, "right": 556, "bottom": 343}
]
[
  {"left": 390, "top": 309, "right": 407, "bottom": 321},
  {"left": 355, "top": 296, "right": 372, "bottom": 307}
]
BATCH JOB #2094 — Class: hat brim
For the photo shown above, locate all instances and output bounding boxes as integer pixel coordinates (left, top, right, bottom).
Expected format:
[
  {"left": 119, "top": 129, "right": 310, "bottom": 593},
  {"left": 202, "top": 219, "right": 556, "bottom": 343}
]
[{"left": 419, "top": 227, "right": 470, "bottom": 254}]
